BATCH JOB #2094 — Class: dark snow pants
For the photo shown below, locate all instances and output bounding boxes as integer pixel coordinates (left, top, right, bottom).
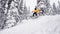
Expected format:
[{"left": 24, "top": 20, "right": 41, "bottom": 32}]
[{"left": 33, "top": 12, "right": 37, "bottom": 16}]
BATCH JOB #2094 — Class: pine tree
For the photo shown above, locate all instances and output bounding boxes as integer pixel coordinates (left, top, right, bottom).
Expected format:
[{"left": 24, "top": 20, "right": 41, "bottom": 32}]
[
  {"left": 0, "top": 0, "right": 7, "bottom": 29},
  {"left": 53, "top": 3, "right": 57, "bottom": 14},
  {"left": 57, "top": 1, "right": 60, "bottom": 14},
  {"left": 18, "top": 0, "right": 24, "bottom": 14},
  {"left": 37, "top": 0, "right": 51, "bottom": 15}
]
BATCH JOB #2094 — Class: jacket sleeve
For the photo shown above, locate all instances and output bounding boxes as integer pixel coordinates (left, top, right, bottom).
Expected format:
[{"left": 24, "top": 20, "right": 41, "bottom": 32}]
[
  {"left": 32, "top": 10, "right": 34, "bottom": 12},
  {"left": 37, "top": 10, "right": 40, "bottom": 13}
]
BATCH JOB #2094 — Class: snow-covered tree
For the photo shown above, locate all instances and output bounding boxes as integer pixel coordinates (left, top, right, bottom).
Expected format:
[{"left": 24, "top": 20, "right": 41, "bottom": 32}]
[
  {"left": 37, "top": 0, "right": 52, "bottom": 15},
  {"left": 53, "top": 3, "right": 57, "bottom": 15},
  {"left": 57, "top": 1, "right": 60, "bottom": 14},
  {"left": 0, "top": 0, "right": 7, "bottom": 29},
  {"left": 0, "top": 0, "right": 26, "bottom": 29}
]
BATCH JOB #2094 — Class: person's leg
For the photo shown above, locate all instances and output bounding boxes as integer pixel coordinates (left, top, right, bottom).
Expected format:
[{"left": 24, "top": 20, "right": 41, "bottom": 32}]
[
  {"left": 33, "top": 13, "right": 35, "bottom": 16},
  {"left": 42, "top": 11, "right": 44, "bottom": 15},
  {"left": 36, "top": 13, "right": 37, "bottom": 16},
  {"left": 35, "top": 12, "right": 37, "bottom": 16},
  {"left": 42, "top": 11, "right": 43, "bottom": 14}
]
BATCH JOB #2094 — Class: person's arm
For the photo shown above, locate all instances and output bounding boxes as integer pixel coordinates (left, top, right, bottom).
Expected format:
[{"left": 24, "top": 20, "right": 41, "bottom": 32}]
[
  {"left": 32, "top": 10, "right": 34, "bottom": 12},
  {"left": 37, "top": 9, "right": 40, "bottom": 13}
]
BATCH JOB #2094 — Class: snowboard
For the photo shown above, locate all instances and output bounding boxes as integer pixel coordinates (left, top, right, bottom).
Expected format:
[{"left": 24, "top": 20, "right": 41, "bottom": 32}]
[{"left": 30, "top": 15, "right": 39, "bottom": 19}]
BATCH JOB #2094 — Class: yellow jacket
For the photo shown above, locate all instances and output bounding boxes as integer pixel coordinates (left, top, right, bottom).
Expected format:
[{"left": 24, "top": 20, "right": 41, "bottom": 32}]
[{"left": 33, "top": 9, "right": 39, "bottom": 13}]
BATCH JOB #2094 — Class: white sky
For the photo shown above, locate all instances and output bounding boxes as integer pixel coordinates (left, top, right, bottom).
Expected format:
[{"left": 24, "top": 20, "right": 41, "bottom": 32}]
[{"left": 25, "top": 0, "right": 37, "bottom": 12}]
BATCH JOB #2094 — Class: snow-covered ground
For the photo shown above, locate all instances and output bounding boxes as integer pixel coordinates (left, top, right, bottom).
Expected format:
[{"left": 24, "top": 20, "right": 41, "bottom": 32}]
[{"left": 0, "top": 15, "right": 60, "bottom": 34}]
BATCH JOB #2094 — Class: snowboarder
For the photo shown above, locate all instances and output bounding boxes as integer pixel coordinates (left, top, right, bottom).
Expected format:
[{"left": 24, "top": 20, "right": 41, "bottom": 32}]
[{"left": 32, "top": 8, "right": 39, "bottom": 16}]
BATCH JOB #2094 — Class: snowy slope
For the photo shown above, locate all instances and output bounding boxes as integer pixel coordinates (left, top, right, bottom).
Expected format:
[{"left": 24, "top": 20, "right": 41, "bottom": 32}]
[{"left": 0, "top": 15, "right": 60, "bottom": 34}]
